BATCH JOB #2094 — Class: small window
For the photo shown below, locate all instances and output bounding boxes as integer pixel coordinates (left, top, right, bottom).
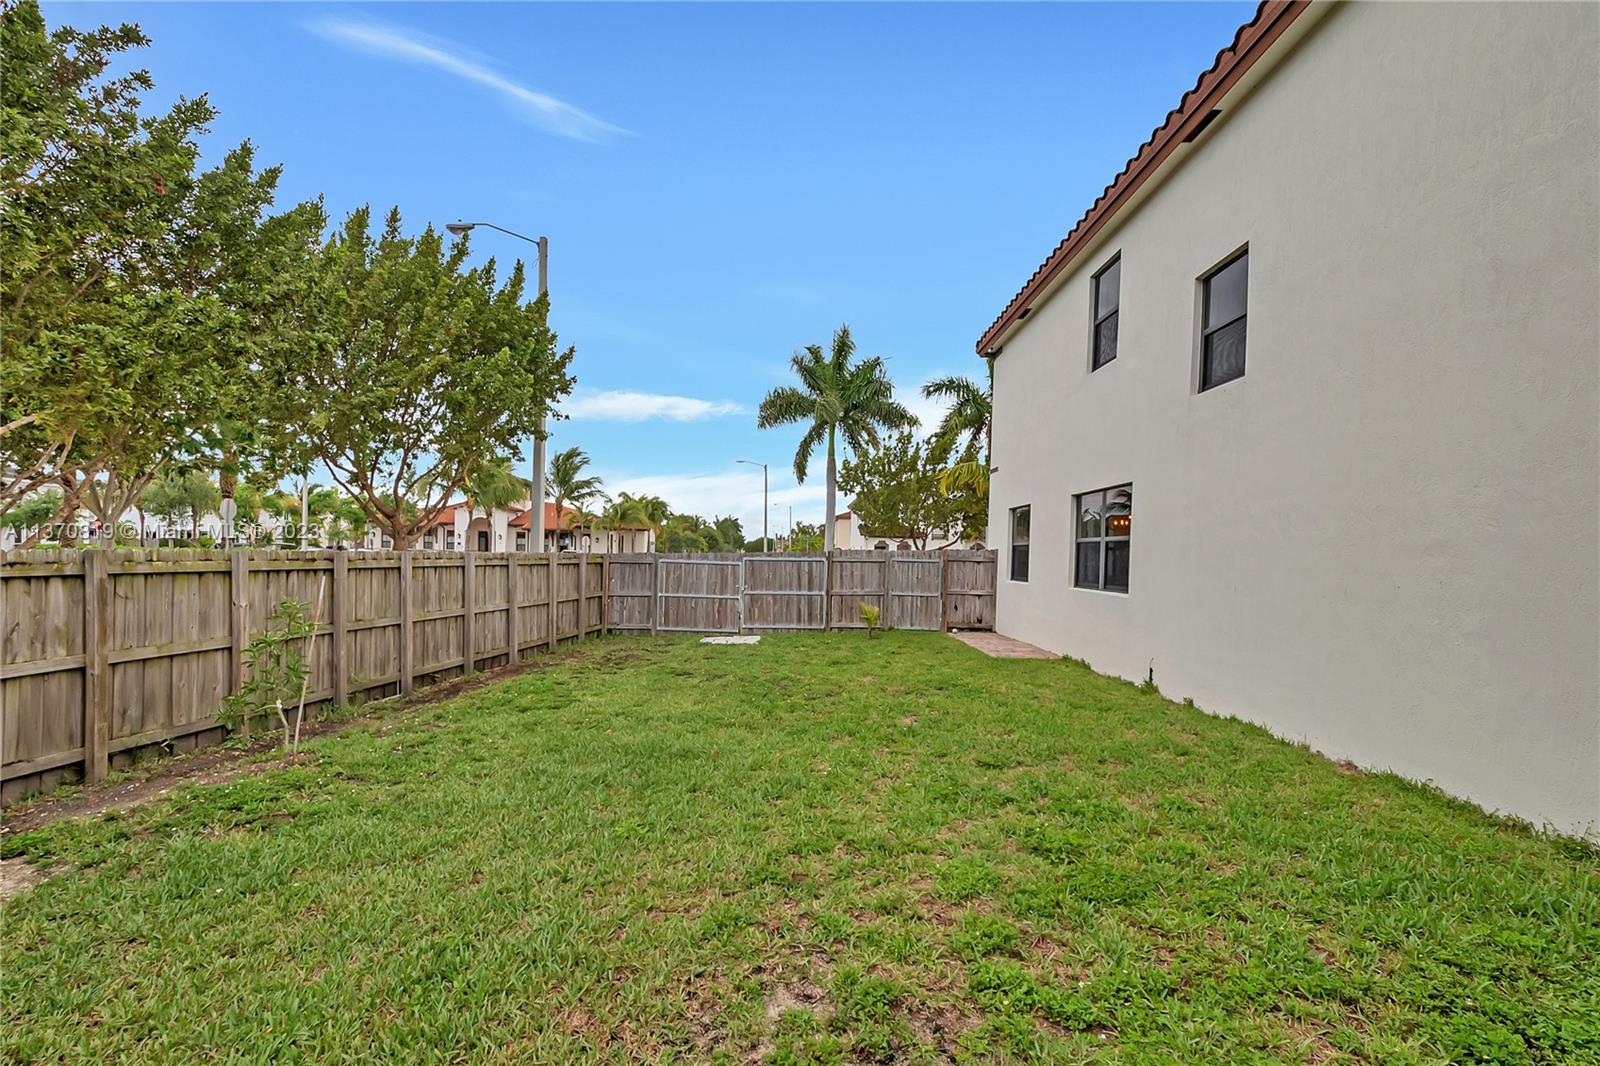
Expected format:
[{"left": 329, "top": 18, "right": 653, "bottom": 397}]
[
  {"left": 1074, "top": 485, "right": 1132, "bottom": 593},
  {"left": 1200, "top": 250, "right": 1247, "bottom": 390},
  {"left": 1009, "top": 505, "right": 1031, "bottom": 582},
  {"left": 1091, "top": 256, "right": 1120, "bottom": 370}
]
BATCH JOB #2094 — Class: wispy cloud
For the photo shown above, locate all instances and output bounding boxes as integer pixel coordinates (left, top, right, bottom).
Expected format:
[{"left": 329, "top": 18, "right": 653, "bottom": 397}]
[
  {"left": 560, "top": 389, "right": 746, "bottom": 423},
  {"left": 600, "top": 468, "right": 825, "bottom": 534},
  {"left": 311, "top": 20, "right": 627, "bottom": 142}
]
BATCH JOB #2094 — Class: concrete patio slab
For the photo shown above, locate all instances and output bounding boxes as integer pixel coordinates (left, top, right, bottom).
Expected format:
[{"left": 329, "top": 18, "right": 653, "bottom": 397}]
[{"left": 949, "top": 631, "right": 1059, "bottom": 659}]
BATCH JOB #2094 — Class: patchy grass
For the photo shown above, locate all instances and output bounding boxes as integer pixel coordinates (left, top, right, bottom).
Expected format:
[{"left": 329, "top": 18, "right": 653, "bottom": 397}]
[{"left": 2, "top": 633, "right": 1596, "bottom": 1064}]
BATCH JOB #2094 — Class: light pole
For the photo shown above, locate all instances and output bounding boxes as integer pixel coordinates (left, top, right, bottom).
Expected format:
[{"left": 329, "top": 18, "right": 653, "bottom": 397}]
[
  {"left": 736, "top": 459, "right": 768, "bottom": 552},
  {"left": 446, "top": 221, "right": 549, "bottom": 553}
]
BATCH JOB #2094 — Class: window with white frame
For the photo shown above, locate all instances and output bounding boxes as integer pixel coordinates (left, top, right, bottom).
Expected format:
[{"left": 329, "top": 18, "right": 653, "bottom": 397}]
[
  {"left": 1091, "top": 255, "right": 1120, "bottom": 370},
  {"left": 1074, "top": 485, "right": 1132, "bottom": 593},
  {"left": 1009, "top": 505, "right": 1031, "bottom": 582},
  {"left": 1200, "top": 249, "right": 1247, "bottom": 390}
]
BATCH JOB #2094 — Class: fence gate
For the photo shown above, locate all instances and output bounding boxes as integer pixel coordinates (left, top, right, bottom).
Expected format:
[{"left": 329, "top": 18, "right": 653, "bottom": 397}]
[
  {"left": 741, "top": 555, "right": 826, "bottom": 630},
  {"left": 888, "top": 554, "right": 943, "bottom": 630},
  {"left": 656, "top": 555, "right": 742, "bottom": 633}
]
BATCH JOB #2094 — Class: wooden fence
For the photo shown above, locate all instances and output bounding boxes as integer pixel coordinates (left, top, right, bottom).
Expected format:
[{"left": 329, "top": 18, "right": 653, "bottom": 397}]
[
  {"left": 1, "top": 548, "right": 995, "bottom": 802},
  {"left": 603, "top": 550, "right": 997, "bottom": 634}
]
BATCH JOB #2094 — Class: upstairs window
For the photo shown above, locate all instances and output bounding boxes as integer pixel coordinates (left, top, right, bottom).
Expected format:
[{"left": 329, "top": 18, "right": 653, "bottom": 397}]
[
  {"left": 1074, "top": 485, "right": 1132, "bottom": 593},
  {"left": 1091, "top": 256, "right": 1120, "bottom": 370},
  {"left": 1009, "top": 506, "right": 1031, "bottom": 582},
  {"left": 1201, "top": 249, "right": 1248, "bottom": 390}
]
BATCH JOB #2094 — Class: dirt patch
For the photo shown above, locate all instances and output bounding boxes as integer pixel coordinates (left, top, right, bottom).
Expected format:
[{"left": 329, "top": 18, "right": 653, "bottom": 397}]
[
  {"left": 0, "top": 856, "right": 58, "bottom": 903},
  {"left": 903, "top": 1000, "right": 983, "bottom": 1061},
  {"left": 1, "top": 650, "right": 588, "bottom": 836}
]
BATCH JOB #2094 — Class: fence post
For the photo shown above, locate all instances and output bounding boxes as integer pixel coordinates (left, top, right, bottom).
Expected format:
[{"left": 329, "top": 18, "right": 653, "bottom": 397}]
[
  {"left": 228, "top": 550, "right": 249, "bottom": 697},
  {"left": 601, "top": 556, "right": 611, "bottom": 636},
  {"left": 462, "top": 550, "right": 477, "bottom": 675},
  {"left": 822, "top": 551, "right": 833, "bottom": 632},
  {"left": 650, "top": 555, "right": 660, "bottom": 636},
  {"left": 546, "top": 552, "right": 558, "bottom": 651},
  {"left": 576, "top": 554, "right": 587, "bottom": 642},
  {"left": 81, "top": 550, "right": 111, "bottom": 785},
  {"left": 507, "top": 555, "right": 520, "bottom": 666},
  {"left": 939, "top": 552, "right": 951, "bottom": 632},
  {"left": 399, "top": 550, "right": 415, "bottom": 695},
  {"left": 332, "top": 551, "right": 349, "bottom": 708}
]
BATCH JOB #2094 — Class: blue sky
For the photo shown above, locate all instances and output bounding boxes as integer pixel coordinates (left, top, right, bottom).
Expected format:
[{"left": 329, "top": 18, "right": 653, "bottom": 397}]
[{"left": 56, "top": 1, "right": 1254, "bottom": 536}]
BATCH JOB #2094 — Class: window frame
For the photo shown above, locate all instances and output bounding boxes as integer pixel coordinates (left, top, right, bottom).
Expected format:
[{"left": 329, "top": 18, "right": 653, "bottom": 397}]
[
  {"left": 1199, "top": 248, "right": 1248, "bottom": 392},
  {"left": 1073, "top": 484, "right": 1132, "bottom": 594},
  {"left": 1009, "top": 505, "right": 1031, "bottom": 583},
  {"left": 1090, "top": 254, "right": 1121, "bottom": 371}
]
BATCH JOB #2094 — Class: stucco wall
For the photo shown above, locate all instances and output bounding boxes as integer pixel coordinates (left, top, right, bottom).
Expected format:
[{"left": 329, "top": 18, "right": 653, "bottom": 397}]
[{"left": 987, "top": 3, "right": 1599, "bottom": 836}]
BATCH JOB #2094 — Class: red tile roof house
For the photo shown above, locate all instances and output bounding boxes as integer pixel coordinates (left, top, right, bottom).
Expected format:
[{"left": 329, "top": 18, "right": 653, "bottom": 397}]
[
  {"left": 978, "top": 2, "right": 1597, "bottom": 837},
  {"left": 508, "top": 503, "right": 656, "bottom": 554}
]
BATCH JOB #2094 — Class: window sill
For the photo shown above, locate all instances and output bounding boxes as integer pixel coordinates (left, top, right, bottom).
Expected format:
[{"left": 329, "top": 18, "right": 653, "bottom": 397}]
[{"left": 1073, "top": 585, "right": 1129, "bottom": 598}]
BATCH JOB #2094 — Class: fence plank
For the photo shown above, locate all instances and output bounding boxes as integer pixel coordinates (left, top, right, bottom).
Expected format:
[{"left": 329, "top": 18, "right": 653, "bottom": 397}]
[
  {"left": 332, "top": 552, "right": 349, "bottom": 709},
  {"left": 81, "top": 551, "right": 111, "bottom": 785},
  {"left": 462, "top": 550, "right": 477, "bottom": 674},
  {"left": 399, "top": 551, "right": 415, "bottom": 695}
]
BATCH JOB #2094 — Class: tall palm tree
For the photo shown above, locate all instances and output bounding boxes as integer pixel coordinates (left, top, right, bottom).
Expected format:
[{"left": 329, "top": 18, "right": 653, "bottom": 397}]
[
  {"left": 757, "top": 325, "right": 915, "bottom": 552},
  {"left": 922, "top": 368, "right": 993, "bottom": 495},
  {"left": 545, "top": 446, "right": 605, "bottom": 535}
]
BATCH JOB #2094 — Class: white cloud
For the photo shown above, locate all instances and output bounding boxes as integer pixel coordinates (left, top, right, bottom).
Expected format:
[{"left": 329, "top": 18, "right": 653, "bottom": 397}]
[
  {"left": 560, "top": 389, "right": 745, "bottom": 423},
  {"left": 896, "top": 382, "right": 949, "bottom": 439},
  {"left": 600, "top": 467, "right": 826, "bottom": 540},
  {"left": 311, "top": 20, "right": 627, "bottom": 142}
]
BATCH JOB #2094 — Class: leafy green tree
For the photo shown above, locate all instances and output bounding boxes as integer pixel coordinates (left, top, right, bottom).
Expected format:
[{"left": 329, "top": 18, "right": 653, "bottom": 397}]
[
  {"left": 140, "top": 470, "right": 220, "bottom": 543},
  {"left": 0, "top": 2, "right": 321, "bottom": 540},
  {"left": 656, "top": 513, "right": 709, "bottom": 553},
  {"left": 3, "top": 490, "right": 63, "bottom": 537},
  {"left": 757, "top": 325, "right": 915, "bottom": 552},
  {"left": 839, "top": 432, "right": 985, "bottom": 549},
  {"left": 257, "top": 207, "right": 573, "bottom": 548},
  {"left": 787, "top": 522, "right": 824, "bottom": 553},
  {"left": 546, "top": 446, "right": 605, "bottom": 529}
]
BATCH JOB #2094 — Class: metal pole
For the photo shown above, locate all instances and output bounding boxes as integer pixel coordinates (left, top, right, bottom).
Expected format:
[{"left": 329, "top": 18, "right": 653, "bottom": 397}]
[
  {"left": 762, "top": 464, "right": 769, "bottom": 552},
  {"left": 531, "top": 235, "right": 549, "bottom": 555}
]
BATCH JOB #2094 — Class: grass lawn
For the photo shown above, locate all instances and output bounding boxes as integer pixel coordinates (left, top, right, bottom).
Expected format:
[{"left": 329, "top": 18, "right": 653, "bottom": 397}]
[{"left": 3, "top": 633, "right": 1596, "bottom": 1064}]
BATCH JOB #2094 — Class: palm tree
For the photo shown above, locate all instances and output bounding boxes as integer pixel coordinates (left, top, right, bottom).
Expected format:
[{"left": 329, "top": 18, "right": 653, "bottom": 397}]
[
  {"left": 464, "top": 455, "right": 526, "bottom": 518},
  {"left": 922, "top": 369, "right": 993, "bottom": 495},
  {"left": 757, "top": 325, "right": 915, "bottom": 552},
  {"left": 545, "top": 446, "right": 606, "bottom": 542},
  {"left": 592, "top": 495, "right": 650, "bottom": 553}
]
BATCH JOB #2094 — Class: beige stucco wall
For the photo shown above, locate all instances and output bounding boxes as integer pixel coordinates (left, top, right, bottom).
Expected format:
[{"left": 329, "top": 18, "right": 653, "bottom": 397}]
[{"left": 987, "top": 2, "right": 1599, "bottom": 836}]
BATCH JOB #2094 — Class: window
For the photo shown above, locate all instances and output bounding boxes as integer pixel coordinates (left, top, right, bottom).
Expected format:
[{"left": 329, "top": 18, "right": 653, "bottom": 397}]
[
  {"left": 1200, "top": 250, "right": 1247, "bottom": 390},
  {"left": 1074, "top": 485, "right": 1132, "bottom": 593},
  {"left": 1009, "top": 505, "right": 1031, "bottom": 582},
  {"left": 1091, "top": 255, "right": 1120, "bottom": 370}
]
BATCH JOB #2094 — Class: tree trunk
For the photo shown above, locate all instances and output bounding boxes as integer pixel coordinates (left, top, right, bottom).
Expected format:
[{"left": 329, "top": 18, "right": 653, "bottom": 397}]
[{"left": 823, "top": 428, "right": 837, "bottom": 554}]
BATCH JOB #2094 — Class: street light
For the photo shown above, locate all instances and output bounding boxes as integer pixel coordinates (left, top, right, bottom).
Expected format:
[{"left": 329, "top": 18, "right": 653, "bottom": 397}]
[
  {"left": 736, "top": 459, "right": 768, "bottom": 552},
  {"left": 447, "top": 220, "right": 549, "bottom": 554}
]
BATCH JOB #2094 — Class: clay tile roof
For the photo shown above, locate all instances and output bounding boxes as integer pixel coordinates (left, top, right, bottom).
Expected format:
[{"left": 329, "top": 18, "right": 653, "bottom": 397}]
[{"left": 975, "top": 0, "right": 1312, "bottom": 356}]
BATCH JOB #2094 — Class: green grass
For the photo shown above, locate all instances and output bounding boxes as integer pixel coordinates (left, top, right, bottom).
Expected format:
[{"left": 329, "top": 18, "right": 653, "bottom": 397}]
[{"left": 3, "top": 633, "right": 1596, "bottom": 1064}]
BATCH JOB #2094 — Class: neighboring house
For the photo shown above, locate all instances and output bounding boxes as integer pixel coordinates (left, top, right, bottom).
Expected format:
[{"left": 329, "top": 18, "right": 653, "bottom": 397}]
[
  {"left": 832, "top": 510, "right": 984, "bottom": 552},
  {"left": 509, "top": 503, "right": 657, "bottom": 554},
  {"left": 979, "top": 2, "right": 1598, "bottom": 836},
  {"left": 415, "top": 503, "right": 515, "bottom": 553}
]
